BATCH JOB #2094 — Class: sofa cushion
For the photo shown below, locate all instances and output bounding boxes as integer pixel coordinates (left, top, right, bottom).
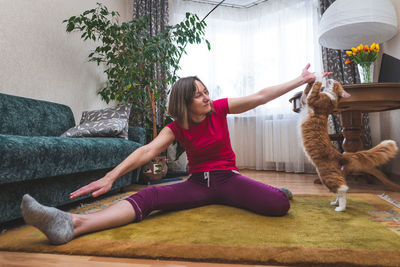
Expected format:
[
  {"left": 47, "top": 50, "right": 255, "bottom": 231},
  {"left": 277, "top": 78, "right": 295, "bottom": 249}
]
[
  {"left": 128, "top": 126, "right": 146, "bottom": 145},
  {"left": 80, "top": 104, "right": 131, "bottom": 139},
  {"left": 0, "top": 134, "right": 142, "bottom": 184},
  {"left": 0, "top": 93, "right": 75, "bottom": 136},
  {"left": 60, "top": 118, "right": 128, "bottom": 138}
]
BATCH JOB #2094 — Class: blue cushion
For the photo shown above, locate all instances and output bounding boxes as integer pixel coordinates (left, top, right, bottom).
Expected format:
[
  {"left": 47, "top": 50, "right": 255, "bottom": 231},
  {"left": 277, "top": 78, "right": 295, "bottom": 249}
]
[
  {"left": 0, "top": 134, "right": 142, "bottom": 184},
  {"left": 128, "top": 126, "right": 146, "bottom": 145}
]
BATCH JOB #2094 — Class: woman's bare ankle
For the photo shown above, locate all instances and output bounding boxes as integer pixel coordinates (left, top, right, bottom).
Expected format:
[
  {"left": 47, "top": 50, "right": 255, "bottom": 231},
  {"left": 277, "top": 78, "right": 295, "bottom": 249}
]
[{"left": 71, "top": 213, "right": 85, "bottom": 237}]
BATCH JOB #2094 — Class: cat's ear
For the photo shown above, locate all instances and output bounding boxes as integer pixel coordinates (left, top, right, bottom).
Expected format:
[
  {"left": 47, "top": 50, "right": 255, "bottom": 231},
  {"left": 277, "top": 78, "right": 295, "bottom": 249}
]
[
  {"left": 334, "top": 82, "right": 351, "bottom": 98},
  {"left": 341, "top": 90, "right": 351, "bottom": 98}
]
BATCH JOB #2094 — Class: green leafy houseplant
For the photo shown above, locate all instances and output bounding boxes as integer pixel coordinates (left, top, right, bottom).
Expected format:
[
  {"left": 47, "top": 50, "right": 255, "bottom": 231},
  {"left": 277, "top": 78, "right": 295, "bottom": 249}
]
[{"left": 63, "top": 3, "right": 210, "bottom": 141}]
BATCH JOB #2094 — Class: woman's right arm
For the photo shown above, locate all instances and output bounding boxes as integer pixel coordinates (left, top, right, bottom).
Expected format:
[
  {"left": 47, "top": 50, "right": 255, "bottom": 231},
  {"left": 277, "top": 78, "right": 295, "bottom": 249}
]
[{"left": 70, "top": 126, "right": 176, "bottom": 199}]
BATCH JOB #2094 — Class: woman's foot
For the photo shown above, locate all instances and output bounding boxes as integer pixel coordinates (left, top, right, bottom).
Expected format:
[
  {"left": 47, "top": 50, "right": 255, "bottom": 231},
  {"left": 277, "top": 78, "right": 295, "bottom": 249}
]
[
  {"left": 20, "top": 194, "right": 74, "bottom": 245},
  {"left": 279, "top": 187, "right": 293, "bottom": 200}
]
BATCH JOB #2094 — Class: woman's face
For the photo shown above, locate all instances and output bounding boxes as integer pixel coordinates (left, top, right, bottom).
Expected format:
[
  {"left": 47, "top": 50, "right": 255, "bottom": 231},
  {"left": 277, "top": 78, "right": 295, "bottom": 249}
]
[{"left": 189, "top": 80, "right": 211, "bottom": 117}]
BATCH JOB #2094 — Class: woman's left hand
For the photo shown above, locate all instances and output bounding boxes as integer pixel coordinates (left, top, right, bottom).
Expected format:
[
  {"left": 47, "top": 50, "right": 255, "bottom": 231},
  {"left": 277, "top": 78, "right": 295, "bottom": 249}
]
[{"left": 301, "top": 63, "right": 332, "bottom": 84}]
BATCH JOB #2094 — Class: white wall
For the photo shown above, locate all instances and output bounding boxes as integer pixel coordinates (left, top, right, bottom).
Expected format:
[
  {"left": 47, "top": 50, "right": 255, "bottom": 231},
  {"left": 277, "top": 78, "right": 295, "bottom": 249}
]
[
  {"left": 385, "top": 0, "right": 400, "bottom": 59},
  {"left": 0, "top": 0, "right": 133, "bottom": 123},
  {"left": 369, "top": 0, "right": 400, "bottom": 176}
]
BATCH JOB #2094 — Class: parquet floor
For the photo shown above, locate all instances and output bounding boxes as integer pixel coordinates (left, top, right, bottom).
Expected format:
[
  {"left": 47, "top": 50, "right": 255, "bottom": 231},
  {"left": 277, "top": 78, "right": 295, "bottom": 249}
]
[{"left": 1, "top": 169, "right": 399, "bottom": 267}]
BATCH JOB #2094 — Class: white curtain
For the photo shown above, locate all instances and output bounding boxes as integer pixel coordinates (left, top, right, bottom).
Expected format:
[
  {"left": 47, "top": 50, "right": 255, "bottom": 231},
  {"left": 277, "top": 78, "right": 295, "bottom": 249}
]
[{"left": 169, "top": 0, "right": 321, "bottom": 173}]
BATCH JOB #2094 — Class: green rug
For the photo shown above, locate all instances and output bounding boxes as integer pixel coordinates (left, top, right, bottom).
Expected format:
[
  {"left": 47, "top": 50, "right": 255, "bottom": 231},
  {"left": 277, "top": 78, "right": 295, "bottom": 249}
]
[{"left": 0, "top": 193, "right": 399, "bottom": 266}]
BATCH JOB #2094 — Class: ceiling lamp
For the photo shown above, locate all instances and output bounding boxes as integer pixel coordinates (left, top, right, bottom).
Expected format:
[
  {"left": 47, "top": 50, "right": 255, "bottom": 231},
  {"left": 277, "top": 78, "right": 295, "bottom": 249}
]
[{"left": 318, "top": 0, "right": 398, "bottom": 49}]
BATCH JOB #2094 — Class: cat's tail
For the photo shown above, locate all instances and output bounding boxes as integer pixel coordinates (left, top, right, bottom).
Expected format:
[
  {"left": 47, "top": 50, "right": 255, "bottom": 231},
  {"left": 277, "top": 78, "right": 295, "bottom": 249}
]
[{"left": 342, "top": 140, "right": 398, "bottom": 172}]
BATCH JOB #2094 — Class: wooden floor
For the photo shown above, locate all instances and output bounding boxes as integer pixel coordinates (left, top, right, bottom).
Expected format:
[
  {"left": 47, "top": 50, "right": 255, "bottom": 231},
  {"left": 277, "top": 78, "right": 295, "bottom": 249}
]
[{"left": 1, "top": 169, "right": 399, "bottom": 267}]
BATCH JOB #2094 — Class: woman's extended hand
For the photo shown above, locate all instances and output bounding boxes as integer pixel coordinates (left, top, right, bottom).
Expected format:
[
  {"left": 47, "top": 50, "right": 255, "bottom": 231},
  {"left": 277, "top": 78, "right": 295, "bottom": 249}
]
[
  {"left": 301, "top": 63, "right": 332, "bottom": 84},
  {"left": 70, "top": 174, "right": 115, "bottom": 199}
]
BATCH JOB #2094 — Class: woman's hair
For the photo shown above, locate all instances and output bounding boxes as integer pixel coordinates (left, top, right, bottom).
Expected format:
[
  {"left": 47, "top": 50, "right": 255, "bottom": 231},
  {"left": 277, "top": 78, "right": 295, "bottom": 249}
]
[{"left": 167, "top": 76, "right": 212, "bottom": 128}]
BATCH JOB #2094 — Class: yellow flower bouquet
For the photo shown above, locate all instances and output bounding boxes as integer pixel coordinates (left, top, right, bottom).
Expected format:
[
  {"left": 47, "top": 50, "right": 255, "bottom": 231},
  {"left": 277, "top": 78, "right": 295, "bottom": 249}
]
[{"left": 345, "top": 43, "right": 379, "bottom": 83}]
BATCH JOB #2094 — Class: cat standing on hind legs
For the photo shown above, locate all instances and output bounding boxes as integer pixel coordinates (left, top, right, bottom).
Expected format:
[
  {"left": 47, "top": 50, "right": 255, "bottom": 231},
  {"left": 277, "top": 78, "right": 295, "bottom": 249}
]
[{"left": 299, "top": 75, "right": 398, "bottom": 211}]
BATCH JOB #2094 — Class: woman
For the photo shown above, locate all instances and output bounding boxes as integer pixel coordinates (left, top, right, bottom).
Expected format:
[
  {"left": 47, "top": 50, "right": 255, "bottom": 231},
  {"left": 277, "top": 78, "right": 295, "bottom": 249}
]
[{"left": 21, "top": 64, "right": 329, "bottom": 245}]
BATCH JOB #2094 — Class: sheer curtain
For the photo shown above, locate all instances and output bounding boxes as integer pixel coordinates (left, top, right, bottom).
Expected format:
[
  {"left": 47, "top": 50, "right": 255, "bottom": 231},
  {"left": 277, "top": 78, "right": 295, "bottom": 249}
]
[{"left": 169, "top": 0, "right": 321, "bottom": 172}]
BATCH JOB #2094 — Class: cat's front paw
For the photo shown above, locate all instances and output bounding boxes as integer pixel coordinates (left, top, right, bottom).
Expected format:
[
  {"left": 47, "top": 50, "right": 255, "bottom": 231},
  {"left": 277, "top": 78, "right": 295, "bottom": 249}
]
[{"left": 335, "top": 206, "right": 346, "bottom": 212}]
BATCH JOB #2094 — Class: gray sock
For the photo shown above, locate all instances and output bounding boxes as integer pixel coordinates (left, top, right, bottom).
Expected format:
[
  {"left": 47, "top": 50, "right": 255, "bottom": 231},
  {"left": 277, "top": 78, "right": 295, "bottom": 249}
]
[
  {"left": 20, "top": 194, "right": 74, "bottom": 245},
  {"left": 279, "top": 187, "right": 293, "bottom": 200}
]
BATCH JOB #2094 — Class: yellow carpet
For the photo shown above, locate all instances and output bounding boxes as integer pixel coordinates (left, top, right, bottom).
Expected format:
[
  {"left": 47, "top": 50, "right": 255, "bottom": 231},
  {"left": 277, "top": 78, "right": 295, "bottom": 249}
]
[{"left": 0, "top": 193, "right": 399, "bottom": 266}]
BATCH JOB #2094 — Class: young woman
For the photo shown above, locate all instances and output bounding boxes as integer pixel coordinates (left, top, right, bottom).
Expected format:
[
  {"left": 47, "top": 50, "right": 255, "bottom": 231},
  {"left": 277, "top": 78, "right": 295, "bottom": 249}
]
[{"left": 21, "top": 64, "right": 329, "bottom": 245}]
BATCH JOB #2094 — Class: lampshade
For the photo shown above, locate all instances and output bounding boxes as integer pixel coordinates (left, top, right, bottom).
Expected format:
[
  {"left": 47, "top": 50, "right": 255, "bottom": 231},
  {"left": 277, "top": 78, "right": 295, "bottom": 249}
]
[{"left": 318, "top": 0, "right": 398, "bottom": 49}]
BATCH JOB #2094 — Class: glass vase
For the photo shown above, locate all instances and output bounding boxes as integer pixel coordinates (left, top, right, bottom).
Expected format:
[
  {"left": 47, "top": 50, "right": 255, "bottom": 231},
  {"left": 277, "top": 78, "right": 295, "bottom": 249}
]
[{"left": 357, "top": 62, "right": 374, "bottom": 83}]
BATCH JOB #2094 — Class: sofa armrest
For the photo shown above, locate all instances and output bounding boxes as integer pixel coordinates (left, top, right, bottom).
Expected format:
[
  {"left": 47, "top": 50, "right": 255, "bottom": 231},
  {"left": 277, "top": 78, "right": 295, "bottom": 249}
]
[{"left": 128, "top": 126, "right": 146, "bottom": 145}]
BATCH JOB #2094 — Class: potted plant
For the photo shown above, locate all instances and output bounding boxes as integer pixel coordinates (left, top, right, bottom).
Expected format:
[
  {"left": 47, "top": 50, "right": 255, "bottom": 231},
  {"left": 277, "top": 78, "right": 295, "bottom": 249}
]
[{"left": 64, "top": 4, "right": 210, "bottom": 181}]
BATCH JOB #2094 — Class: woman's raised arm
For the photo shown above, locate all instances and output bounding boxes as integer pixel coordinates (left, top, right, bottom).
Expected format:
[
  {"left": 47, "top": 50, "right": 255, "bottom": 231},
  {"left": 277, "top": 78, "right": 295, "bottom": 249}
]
[{"left": 228, "top": 64, "right": 330, "bottom": 114}]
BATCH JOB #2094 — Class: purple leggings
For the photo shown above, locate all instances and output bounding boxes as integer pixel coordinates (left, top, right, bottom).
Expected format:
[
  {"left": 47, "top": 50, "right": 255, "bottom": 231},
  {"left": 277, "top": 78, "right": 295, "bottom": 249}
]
[{"left": 125, "top": 170, "right": 290, "bottom": 222}]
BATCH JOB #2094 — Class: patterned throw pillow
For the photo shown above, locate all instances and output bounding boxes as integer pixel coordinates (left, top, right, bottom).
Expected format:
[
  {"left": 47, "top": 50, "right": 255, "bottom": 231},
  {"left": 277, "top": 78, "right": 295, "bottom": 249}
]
[
  {"left": 60, "top": 118, "right": 127, "bottom": 138},
  {"left": 79, "top": 104, "right": 131, "bottom": 139}
]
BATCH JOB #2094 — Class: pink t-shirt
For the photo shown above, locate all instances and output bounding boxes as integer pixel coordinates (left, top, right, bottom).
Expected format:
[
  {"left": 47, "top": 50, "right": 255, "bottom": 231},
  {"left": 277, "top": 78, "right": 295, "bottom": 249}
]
[{"left": 166, "top": 98, "right": 238, "bottom": 174}]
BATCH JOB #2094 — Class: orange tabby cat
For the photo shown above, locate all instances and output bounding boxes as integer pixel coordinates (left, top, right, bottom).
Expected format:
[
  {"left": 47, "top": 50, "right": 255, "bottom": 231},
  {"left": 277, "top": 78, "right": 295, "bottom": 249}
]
[{"left": 299, "top": 76, "right": 398, "bottom": 211}]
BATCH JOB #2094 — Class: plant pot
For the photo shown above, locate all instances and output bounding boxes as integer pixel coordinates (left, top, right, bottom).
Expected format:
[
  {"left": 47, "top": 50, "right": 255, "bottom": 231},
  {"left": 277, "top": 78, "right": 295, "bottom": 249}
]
[
  {"left": 141, "top": 156, "right": 168, "bottom": 181},
  {"left": 357, "top": 62, "right": 374, "bottom": 83}
]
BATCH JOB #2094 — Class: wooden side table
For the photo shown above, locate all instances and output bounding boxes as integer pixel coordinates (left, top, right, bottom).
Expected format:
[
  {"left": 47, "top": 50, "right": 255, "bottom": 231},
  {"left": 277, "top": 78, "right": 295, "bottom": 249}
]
[
  {"left": 339, "top": 83, "right": 400, "bottom": 151},
  {"left": 290, "top": 82, "right": 400, "bottom": 190}
]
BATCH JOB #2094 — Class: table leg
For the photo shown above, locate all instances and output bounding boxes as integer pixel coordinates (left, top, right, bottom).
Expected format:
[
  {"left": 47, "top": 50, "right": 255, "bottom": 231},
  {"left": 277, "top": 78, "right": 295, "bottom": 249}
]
[
  {"left": 340, "top": 111, "right": 400, "bottom": 190},
  {"left": 363, "top": 168, "right": 400, "bottom": 191},
  {"left": 340, "top": 110, "right": 363, "bottom": 152},
  {"left": 340, "top": 110, "right": 373, "bottom": 183}
]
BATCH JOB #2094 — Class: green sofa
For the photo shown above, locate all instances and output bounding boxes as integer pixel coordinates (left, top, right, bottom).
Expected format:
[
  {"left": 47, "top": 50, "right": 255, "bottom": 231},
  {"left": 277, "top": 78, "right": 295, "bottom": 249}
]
[{"left": 0, "top": 93, "right": 146, "bottom": 224}]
